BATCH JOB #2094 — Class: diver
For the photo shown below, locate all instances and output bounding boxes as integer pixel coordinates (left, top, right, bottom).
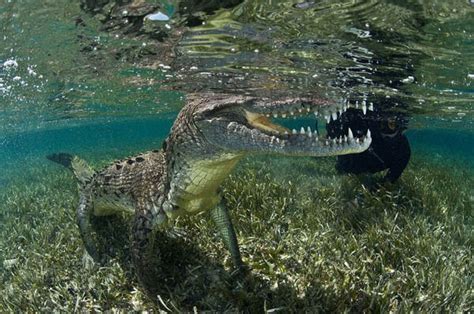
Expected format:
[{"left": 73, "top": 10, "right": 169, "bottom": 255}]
[{"left": 326, "top": 106, "right": 411, "bottom": 183}]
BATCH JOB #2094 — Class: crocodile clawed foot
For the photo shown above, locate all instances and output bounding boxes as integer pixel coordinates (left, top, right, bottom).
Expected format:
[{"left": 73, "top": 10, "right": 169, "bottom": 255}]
[
  {"left": 81, "top": 249, "right": 108, "bottom": 269},
  {"left": 229, "top": 263, "right": 254, "bottom": 292},
  {"left": 225, "top": 264, "right": 257, "bottom": 307},
  {"left": 83, "top": 248, "right": 109, "bottom": 266},
  {"left": 231, "top": 263, "right": 251, "bottom": 279}
]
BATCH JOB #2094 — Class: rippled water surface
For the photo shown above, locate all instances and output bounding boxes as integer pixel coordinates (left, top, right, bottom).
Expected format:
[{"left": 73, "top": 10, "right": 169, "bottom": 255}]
[
  {"left": 1, "top": 0, "right": 472, "bottom": 172},
  {"left": 0, "top": 0, "right": 473, "bottom": 311}
]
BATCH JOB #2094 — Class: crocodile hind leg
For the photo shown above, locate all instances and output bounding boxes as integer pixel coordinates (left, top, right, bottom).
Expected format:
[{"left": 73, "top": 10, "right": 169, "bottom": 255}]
[{"left": 210, "top": 203, "right": 244, "bottom": 272}]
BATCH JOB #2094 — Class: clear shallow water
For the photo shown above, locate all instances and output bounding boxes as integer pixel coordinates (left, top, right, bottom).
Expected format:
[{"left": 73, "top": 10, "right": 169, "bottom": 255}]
[
  {"left": 0, "top": 0, "right": 472, "bottom": 182},
  {"left": 0, "top": 0, "right": 473, "bottom": 310}
]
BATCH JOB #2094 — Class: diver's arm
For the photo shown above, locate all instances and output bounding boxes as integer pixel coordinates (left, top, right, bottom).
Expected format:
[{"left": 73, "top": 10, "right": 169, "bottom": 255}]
[{"left": 384, "top": 135, "right": 411, "bottom": 183}]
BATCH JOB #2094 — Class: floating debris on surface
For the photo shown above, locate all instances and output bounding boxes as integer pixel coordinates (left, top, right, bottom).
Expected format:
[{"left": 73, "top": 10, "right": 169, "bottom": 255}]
[{"left": 145, "top": 11, "right": 170, "bottom": 21}]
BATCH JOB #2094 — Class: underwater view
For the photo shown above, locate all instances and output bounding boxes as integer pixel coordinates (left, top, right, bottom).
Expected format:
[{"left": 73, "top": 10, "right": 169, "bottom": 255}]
[{"left": 0, "top": 0, "right": 472, "bottom": 311}]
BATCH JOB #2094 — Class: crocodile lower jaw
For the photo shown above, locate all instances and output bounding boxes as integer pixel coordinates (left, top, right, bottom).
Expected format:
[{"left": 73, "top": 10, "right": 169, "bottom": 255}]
[{"left": 244, "top": 106, "right": 371, "bottom": 145}]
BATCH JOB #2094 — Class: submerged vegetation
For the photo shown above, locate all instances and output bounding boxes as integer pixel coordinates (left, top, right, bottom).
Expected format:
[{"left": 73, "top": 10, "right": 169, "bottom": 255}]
[
  {"left": 1, "top": 0, "right": 472, "bottom": 312},
  {"left": 0, "top": 153, "right": 472, "bottom": 312}
]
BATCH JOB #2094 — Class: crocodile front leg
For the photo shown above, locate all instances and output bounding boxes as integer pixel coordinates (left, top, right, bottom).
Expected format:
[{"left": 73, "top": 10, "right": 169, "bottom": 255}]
[{"left": 210, "top": 202, "right": 244, "bottom": 272}]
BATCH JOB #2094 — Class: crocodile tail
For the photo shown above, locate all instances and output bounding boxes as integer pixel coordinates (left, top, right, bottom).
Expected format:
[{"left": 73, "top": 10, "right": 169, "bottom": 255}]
[
  {"left": 48, "top": 154, "right": 100, "bottom": 261},
  {"left": 47, "top": 153, "right": 74, "bottom": 170},
  {"left": 71, "top": 156, "right": 95, "bottom": 185},
  {"left": 47, "top": 153, "right": 95, "bottom": 185}
]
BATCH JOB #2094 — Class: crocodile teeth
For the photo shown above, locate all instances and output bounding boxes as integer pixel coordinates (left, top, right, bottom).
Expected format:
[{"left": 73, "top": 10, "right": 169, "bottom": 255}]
[
  {"left": 369, "top": 102, "right": 374, "bottom": 111},
  {"left": 247, "top": 99, "right": 356, "bottom": 141},
  {"left": 367, "top": 128, "right": 371, "bottom": 138},
  {"left": 362, "top": 103, "right": 367, "bottom": 115},
  {"left": 348, "top": 128, "right": 354, "bottom": 140}
]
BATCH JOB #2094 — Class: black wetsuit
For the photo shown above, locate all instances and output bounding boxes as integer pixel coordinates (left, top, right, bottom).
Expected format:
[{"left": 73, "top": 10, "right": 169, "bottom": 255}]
[{"left": 326, "top": 108, "right": 411, "bottom": 183}]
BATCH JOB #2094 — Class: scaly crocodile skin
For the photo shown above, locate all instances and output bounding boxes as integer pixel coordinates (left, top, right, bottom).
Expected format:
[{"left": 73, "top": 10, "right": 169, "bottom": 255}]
[{"left": 67, "top": 92, "right": 371, "bottom": 294}]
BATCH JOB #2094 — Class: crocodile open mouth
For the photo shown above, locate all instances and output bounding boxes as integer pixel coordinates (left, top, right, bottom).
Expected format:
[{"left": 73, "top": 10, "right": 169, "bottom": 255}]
[{"left": 244, "top": 100, "right": 373, "bottom": 146}]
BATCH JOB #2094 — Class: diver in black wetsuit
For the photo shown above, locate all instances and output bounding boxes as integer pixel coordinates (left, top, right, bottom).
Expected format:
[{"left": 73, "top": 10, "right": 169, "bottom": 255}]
[{"left": 326, "top": 107, "right": 411, "bottom": 183}]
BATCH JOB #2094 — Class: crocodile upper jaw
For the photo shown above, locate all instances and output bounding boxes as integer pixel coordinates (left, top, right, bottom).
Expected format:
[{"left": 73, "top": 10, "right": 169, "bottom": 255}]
[{"left": 198, "top": 96, "right": 372, "bottom": 156}]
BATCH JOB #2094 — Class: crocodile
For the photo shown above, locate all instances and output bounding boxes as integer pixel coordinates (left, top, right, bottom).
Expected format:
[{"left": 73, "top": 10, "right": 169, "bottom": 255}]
[{"left": 48, "top": 93, "right": 371, "bottom": 293}]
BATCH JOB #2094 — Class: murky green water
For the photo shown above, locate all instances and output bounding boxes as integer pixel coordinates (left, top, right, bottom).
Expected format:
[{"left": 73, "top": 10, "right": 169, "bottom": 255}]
[{"left": 0, "top": 0, "right": 472, "bottom": 311}]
